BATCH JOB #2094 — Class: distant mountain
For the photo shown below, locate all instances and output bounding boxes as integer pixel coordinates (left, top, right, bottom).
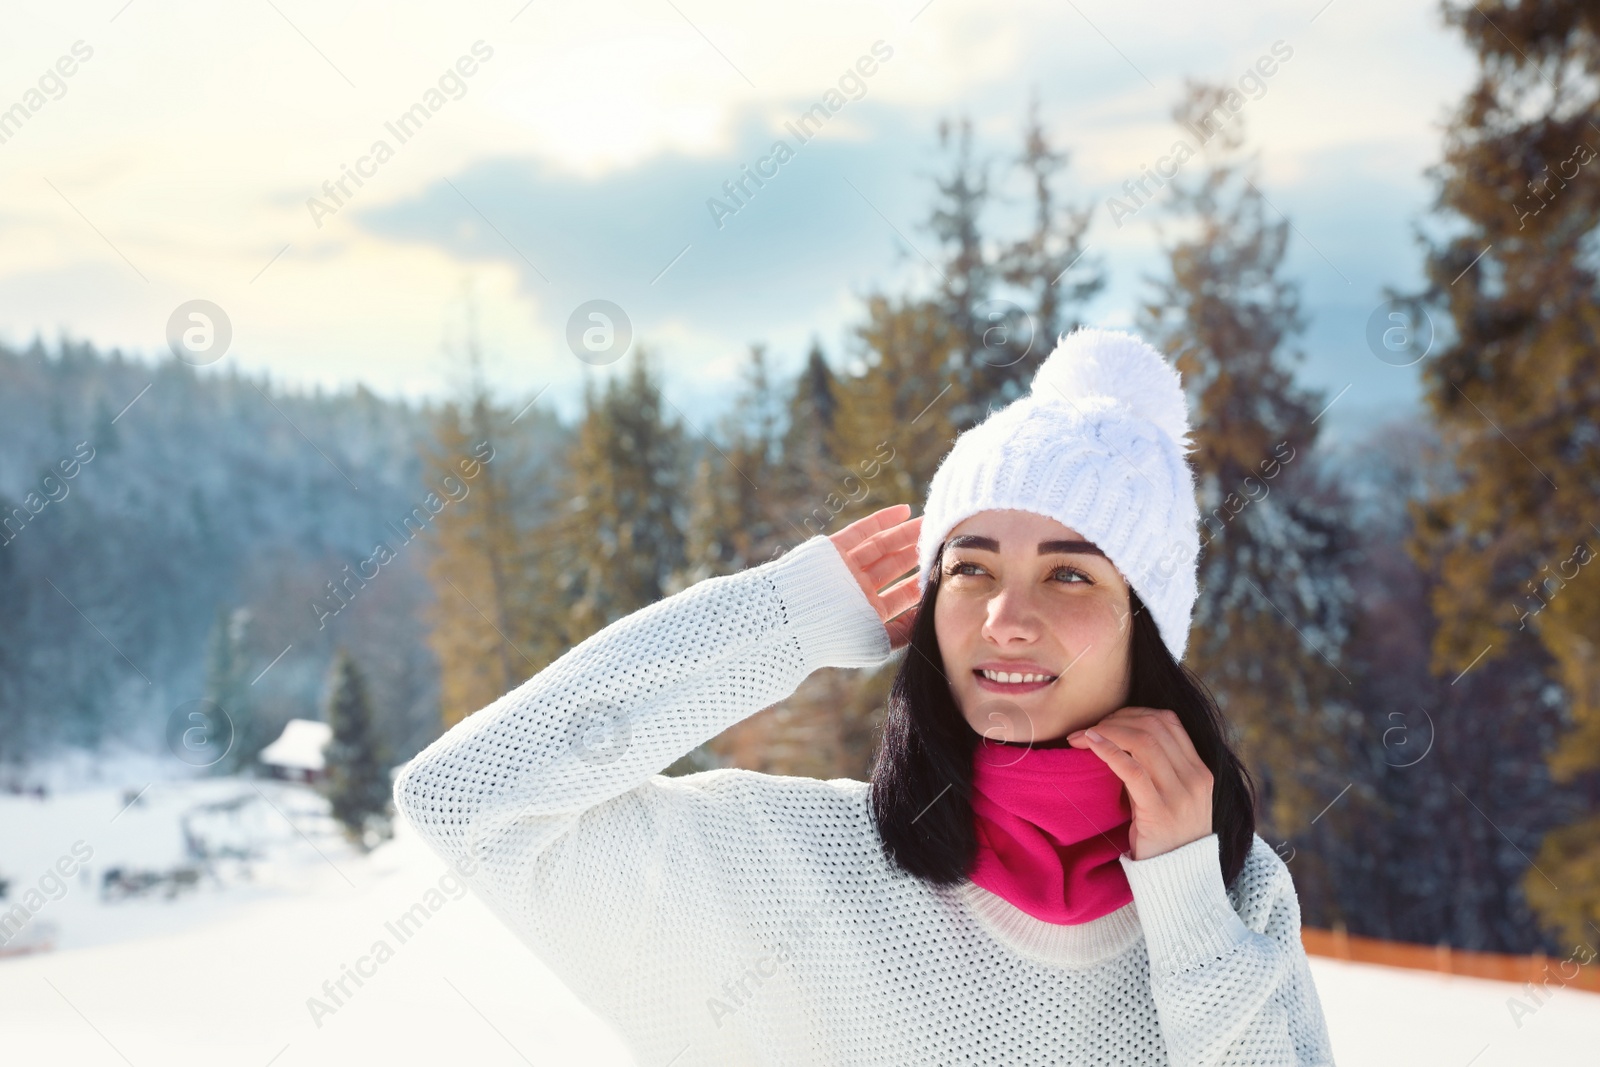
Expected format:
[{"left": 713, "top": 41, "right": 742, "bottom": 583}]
[{"left": 0, "top": 335, "right": 562, "bottom": 772}]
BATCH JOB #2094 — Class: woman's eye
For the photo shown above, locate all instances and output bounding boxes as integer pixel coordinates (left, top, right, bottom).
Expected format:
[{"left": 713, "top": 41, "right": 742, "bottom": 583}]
[{"left": 943, "top": 561, "right": 1089, "bottom": 584}]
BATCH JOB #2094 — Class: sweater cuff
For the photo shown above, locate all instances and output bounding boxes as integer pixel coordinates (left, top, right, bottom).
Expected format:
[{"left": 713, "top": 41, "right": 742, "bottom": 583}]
[
  {"left": 763, "top": 535, "right": 895, "bottom": 672},
  {"left": 1121, "top": 833, "right": 1250, "bottom": 973}
]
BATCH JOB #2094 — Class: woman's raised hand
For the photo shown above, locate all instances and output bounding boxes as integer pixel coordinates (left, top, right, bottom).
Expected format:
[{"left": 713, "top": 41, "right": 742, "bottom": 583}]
[
  {"left": 1067, "top": 706, "right": 1215, "bottom": 861},
  {"left": 827, "top": 504, "right": 923, "bottom": 651}
]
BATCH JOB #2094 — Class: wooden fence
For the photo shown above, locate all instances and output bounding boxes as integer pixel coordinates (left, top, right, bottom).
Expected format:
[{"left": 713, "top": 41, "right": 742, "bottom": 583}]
[{"left": 1302, "top": 926, "right": 1600, "bottom": 994}]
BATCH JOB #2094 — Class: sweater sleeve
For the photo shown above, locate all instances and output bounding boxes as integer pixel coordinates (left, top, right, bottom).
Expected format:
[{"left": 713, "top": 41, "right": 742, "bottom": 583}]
[
  {"left": 1120, "top": 834, "right": 1336, "bottom": 1067},
  {"left": 391, "top": 534, "right": 894, "bottom": 1005}
]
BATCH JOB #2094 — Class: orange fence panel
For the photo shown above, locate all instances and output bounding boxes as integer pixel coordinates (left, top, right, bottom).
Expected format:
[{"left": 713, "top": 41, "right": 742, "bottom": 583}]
[{"left": 1301, "top": 927, "right": 1600, "bottom": 995}]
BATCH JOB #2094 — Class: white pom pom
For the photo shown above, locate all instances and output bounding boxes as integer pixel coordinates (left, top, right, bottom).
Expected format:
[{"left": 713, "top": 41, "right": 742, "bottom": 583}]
[{"left": 1028, "top": 327, "right": 1192, "bottom": 447}]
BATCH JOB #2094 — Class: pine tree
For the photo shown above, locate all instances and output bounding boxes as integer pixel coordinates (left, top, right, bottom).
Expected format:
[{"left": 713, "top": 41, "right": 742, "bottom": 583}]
[
  {"left": 927, "top": 115, "right": 994, "bottom": 431},
  {"left": 927, "top": 106, "right": 1104, "bottom": 428},
  {"left": 423, "top": 326, "right": 559, "bottom": 730},
  {"left": 995, "top": 90, "right": 1105, "bottom": 374},
  {"left": 1412, "top": 0, "right": 1600, "bottom": 950},
  {"left": 423, "top": 395, "right": 537, "bottom": 729},
  {"left": 204, "top": 605, "right": 261, "bottom": 775},
  {"left": 323, "top": 648, "right": 392, "bottom": 849},
  {"left": 678, "top": 344, "right": 791, "bottom": 582},
  {"left": 534, "top": 345, "right": 704, "bottom": 773},
  {"left": 1138, "top": 81, "right": 1359, "bottom": 849},
  {"left": 776, "top": 339, "right": 842, "bottom": 514},
  {"left": 831, "top": 294, "right": 964, "bottom": 514},
  {"left": 689, "top": 343, "right": 857, "bottom": 778},
  {"left": 0, "top": 514, "right": 28, "bottom": 763},
  {"left": 727, "top": 296, "right": 966, "bottom": 783},
  {"left": 558, "top": 345, "right": 688, "bottom": 645},
  {"left": 89, "top": 394, "right": 120, "bottom": 458}
]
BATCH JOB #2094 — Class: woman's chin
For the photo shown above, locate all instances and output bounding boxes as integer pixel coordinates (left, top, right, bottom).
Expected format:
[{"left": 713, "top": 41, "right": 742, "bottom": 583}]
[
  {"left": 957, "top": 694, "right": 1104, "bottom": 746},
  {"left": 960, "top": 709, "right": 1069, "bottom": 745}
]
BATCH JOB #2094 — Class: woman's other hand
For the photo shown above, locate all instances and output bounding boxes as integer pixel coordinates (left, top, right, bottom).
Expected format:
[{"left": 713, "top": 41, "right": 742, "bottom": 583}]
[
  {"left": 828, "top": 505, "right": 922, "bottom": 652},
  {"left": 1066, "top": 706, "right": 1214, "bottom": 861}
]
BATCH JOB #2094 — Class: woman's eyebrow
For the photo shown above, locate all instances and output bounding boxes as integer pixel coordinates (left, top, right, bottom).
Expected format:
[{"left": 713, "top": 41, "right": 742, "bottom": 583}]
[{"left": 945, "top": 534, "right": 1106, "bottom": 557}]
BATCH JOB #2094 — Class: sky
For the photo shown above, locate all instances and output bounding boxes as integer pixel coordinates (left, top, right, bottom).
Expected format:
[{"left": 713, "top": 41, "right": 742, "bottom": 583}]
[{"left": 0, "top": 0, "right": 1477, "bottom": 443}]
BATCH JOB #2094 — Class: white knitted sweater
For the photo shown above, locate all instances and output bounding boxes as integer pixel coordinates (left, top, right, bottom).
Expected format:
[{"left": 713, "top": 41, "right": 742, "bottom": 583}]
[{"left": 393, "top": 534, "right": 1336, "bottom": 1066}]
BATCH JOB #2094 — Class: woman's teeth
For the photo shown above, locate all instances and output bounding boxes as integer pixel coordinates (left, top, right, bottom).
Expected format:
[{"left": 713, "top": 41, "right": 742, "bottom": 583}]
[{"left": 978, "top": 669, "right": 1055, "bottom": 684}]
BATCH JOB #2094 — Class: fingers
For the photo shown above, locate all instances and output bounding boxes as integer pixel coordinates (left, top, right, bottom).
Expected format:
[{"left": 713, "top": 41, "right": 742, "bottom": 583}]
[
  {"left": 1151, "top": 709, "right": 1207, "bottom": 775},
  {"left": 880, "top": 572, "right": 921, "bottom": 649},
  {"left": 1071, "top": 728, "right": 1161, "bottom": 810},
  {"left": 1069, "top": 707, "right": 1215, "bottom": 861},
  {"left": 1129, "top": 707, "right": 1209, "bottom": 783},
  {"left": 879, "top": 572, "right": 922, "bottom": 624},
  {"left": 830, "top": 505, "right": 910, "bottom": 556},
  {"left": 826, "top": 507, "right": 921, "bottom": 638},
  {"left": 846, "top": 515, "right": 923, "bottom": 593},
  {"left": 1069, "top": 708, "right": 1201, "bottom": 797},
  {"left": 1101, "top": 712, "right": 1190, "bottom": 789}
]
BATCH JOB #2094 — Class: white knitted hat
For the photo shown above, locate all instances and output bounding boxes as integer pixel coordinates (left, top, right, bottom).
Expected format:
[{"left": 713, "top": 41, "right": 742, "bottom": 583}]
[{"left": 915, "top": 327, "right": 1202, "bottom": 661}]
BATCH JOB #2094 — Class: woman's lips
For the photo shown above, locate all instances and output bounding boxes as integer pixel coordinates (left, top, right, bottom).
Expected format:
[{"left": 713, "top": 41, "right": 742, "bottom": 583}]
[{"left": 972, "top": 670, "right": 1056, "bottom": 694}]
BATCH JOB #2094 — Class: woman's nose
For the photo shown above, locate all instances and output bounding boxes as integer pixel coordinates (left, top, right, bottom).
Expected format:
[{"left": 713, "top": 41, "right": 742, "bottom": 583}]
[{"left": 982, "top": 585, "right": 1040, "bottom": 642}]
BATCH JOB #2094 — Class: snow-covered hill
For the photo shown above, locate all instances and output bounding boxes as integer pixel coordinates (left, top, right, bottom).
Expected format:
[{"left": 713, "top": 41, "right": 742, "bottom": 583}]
[{"left": 1, "top": 773, "right": 1593, "bottom": 1065}]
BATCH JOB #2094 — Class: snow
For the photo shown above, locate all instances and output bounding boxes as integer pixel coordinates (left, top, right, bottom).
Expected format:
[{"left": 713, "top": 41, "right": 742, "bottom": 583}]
[
  {"left": 1, "top": 772, "right": 1595, "bottom": 1065},
  {"left": 0, "top": 773, "right": 633, "bottom": 1065},
  {"left": 259, "top": 719, "right": 334, "bottom": 773}
]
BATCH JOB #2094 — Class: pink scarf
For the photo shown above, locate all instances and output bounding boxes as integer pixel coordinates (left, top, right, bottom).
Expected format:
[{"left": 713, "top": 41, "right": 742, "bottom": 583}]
[{"left": 968, "top": 736, "right": 1135, "bottom": 925}]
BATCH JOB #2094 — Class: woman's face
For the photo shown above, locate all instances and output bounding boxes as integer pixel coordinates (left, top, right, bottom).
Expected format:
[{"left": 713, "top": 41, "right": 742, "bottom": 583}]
[{"left": 933, "top": 508, "right": 1133, "bottom": 744}]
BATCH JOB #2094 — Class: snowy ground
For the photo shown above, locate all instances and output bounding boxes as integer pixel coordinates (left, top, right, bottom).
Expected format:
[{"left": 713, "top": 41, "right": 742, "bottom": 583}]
[{"left": 1, "top": 767, "right": 1594, "bottom": 1065}]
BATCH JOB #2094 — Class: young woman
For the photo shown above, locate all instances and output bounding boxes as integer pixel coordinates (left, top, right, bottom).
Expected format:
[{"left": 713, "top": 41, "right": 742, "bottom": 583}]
[{"left": 394, "top": 328, "right": 1336, "bottom": 1065}]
